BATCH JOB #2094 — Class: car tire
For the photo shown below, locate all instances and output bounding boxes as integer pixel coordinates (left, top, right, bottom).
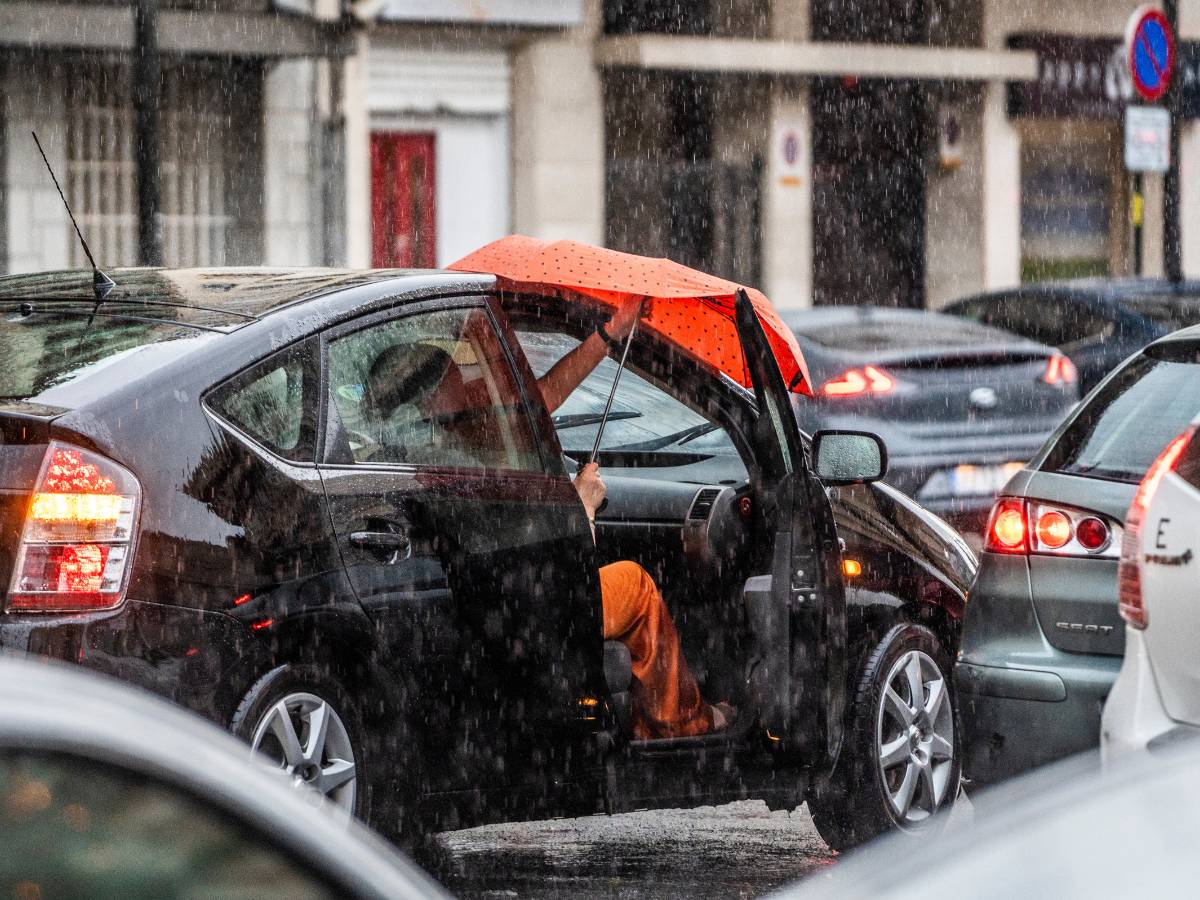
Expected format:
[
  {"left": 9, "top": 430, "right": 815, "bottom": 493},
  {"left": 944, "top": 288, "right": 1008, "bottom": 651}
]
[
  {"left": 808, "top": 622, "right": 961, "bottom": 852},
  {"left": 232, "top": 664, "right": 372, "bottom": 823}
]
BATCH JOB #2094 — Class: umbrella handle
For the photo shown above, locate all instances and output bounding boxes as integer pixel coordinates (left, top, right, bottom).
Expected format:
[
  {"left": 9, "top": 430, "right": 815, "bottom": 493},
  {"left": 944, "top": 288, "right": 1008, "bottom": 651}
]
[{"left": 589, "top": 298, "right": 645, "bottom": 465}]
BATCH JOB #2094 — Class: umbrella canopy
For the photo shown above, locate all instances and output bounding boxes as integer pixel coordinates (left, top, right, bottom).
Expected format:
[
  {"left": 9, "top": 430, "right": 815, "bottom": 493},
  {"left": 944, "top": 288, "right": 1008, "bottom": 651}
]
[{"left": 448, "top": 235, "right": 813, "bottom": 395}]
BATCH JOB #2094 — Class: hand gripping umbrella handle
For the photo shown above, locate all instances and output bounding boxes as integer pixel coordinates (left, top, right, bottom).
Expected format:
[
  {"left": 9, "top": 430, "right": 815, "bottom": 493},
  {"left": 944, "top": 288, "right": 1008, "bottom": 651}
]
[{"left": 589, "top": 298, "right": 645, "bottom": 465}]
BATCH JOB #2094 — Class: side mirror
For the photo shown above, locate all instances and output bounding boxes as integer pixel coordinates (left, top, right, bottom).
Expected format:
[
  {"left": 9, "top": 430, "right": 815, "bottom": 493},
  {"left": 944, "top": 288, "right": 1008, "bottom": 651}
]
[{"left": 812, "top": 430, "right": 887, "bottom": 485}]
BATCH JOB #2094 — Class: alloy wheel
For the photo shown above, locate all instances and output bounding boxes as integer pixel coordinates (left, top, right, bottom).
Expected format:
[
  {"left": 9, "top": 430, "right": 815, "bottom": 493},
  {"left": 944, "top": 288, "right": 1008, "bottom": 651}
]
[
  {"left": 875, "top": 649, "right": 955, "bottom": 826},
  {"left": 250, "top": 691, "right": 358, "bottom": 814}
]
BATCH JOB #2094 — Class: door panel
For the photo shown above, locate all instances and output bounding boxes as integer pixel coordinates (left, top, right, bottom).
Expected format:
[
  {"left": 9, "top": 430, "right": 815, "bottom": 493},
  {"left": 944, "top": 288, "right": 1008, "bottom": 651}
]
[
  {"left": 371, "top": 133, "right": 436, "bottom": 268},
  {"left": 734, "top": 291, "right": 847, "bottom": 765},
  {"left": 316, "top": 300, "right": 603, "bottom": 797}
]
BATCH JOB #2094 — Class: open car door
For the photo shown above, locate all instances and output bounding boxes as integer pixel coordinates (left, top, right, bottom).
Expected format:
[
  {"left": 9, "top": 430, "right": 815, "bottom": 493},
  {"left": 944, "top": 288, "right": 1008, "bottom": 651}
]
[{"left": 735, "top": 291, "right": 847, "bottom": 768}]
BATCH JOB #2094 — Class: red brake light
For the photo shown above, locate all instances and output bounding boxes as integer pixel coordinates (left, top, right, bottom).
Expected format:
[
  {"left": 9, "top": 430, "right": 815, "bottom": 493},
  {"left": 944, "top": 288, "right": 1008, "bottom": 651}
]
[
  {"left": 1042, "top": 354, "right": 1078, "bottom": 386},
  {"left": 1075, "top": 517, "right": 1110, "bottom": 552},
  {"left": 821, "top": 365, "right": 896, "bottom": 397},
  {"left": 1120, "top": 428, "right": 1196, "bottom": 630},
  {"left": 985, "top": 498, "right": 1027, "bottom": 553},
  {"left": 6, "top": 443, "right": 140, "bottom": 613}
]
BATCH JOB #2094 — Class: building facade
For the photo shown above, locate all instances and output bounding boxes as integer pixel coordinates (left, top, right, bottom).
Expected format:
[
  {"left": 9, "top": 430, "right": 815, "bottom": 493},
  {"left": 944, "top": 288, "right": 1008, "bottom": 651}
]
[
  {"left": 3, "top": 1, "right": 1198, "bottom": 314},
  {"left": 0, "top": 0, "right": 351, "bottom": 273}
]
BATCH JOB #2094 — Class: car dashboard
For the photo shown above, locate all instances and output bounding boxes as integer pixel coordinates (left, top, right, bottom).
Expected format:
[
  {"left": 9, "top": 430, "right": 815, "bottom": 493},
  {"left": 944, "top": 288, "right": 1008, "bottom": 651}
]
[{"left": 562, "top": 449, "right": 752, "bottom": 575}]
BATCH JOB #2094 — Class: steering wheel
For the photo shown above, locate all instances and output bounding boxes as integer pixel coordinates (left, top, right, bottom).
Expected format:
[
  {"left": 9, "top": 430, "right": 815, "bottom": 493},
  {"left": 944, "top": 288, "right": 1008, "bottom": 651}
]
[{"left": 682, "top": 486, "right": 749, "bottom": 571}]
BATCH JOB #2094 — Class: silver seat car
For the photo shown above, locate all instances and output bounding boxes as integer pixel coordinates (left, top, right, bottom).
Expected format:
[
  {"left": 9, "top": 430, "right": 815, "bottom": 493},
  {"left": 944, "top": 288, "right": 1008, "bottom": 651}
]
[{"left": 956, "top": 324, "right": 1200, "bottom": 787}]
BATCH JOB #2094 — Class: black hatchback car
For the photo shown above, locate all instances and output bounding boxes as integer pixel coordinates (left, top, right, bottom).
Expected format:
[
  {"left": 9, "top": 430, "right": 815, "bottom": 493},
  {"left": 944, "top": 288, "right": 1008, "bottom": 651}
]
[
  {"left": 785, "top": 306, "right": 1079, "bottom": 539},
  {"left": 0, "top": 268, "right": 975, "bottom": 853},
  {"left": 945, "top": 278, "right": 1200, "bottom": 393}
]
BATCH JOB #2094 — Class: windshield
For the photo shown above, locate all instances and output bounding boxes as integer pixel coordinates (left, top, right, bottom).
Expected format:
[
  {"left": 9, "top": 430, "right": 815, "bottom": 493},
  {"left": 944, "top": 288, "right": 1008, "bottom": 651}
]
[
  {"left": 516, "top": 328, "right": 740, "bottom": 458},
  {"left": 0, "top": 303, "right": 215, "bottom": 403},
  {"left": 796, "top": 316, "right": 1000, "bottom": 352},
  {"left": 1044, "top": 346, "right": 1200, "bottom": 483}
]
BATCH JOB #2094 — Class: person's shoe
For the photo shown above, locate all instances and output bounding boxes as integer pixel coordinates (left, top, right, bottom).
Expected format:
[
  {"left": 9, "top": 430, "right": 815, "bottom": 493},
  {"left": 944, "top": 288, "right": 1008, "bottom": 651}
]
[{"left": 709, "top": 701, "right": 738, "bottom": 732}]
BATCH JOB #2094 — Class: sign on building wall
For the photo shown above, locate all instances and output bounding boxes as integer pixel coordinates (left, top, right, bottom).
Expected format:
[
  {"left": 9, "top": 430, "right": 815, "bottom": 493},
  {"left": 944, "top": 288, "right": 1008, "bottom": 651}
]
[
  {"left": 937, "top": 105, "right": 964, "bottom": 171},
  {"left": 1125, "top": 105, "right": 1171, "bottom": 172},
  {"left": 776, "top": 125, "right": 804, "bottom": 187},
  {"left": 1007, "top": 33, "right": 1200, "bottom": 119}
]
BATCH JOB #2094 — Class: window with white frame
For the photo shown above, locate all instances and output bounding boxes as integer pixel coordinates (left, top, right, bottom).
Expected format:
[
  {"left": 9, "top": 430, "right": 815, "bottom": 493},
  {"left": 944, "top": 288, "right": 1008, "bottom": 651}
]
[{"left": 65, "top": 62, "right": 251, "bottom": 268}]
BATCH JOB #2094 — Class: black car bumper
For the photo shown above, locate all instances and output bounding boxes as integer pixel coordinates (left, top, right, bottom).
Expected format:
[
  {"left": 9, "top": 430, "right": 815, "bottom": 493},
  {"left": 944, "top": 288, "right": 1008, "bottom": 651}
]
[{"left": 0, "top": 599, "right": 264, "bottom": 726}]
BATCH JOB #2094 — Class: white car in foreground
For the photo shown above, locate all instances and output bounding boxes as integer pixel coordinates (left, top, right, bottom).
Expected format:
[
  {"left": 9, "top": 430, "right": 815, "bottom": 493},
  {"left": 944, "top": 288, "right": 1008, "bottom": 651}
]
[{"left": 1102, "top": 415, "right": 1200, "bottom": 760}]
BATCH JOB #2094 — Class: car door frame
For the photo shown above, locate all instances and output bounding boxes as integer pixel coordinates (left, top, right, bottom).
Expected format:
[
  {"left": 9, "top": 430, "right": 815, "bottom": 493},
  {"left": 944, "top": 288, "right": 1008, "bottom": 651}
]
[
  {"left": 499, "top": 289, "right": 849, "bottom": 770},
  {"left": 312, "top": 293, "right": 608, "bottom": 813},
  {"left": 733, "top": 291, "right": 848, "bottom": 768}
]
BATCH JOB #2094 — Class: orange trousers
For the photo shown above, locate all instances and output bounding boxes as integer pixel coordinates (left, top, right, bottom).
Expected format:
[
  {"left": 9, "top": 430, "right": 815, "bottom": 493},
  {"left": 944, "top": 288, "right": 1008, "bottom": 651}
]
[{"left": 600, "top": 560, "right": 713, "bottom": 739}]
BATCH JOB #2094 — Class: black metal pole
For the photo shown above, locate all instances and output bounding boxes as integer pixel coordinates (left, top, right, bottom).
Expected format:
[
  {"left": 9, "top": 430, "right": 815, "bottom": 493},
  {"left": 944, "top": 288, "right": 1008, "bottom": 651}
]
[
  {"left": 1164, "top": 0, "right": 1182, "bottom": 283},
  {"left": 134, "top": 0, "right": 163, "bottom": 266}
]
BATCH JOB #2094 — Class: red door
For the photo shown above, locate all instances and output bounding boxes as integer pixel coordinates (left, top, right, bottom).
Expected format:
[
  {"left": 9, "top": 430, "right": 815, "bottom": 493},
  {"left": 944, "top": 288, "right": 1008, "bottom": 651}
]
[{"left": 371, "top": 133, "right": 436, "bottom": 268}]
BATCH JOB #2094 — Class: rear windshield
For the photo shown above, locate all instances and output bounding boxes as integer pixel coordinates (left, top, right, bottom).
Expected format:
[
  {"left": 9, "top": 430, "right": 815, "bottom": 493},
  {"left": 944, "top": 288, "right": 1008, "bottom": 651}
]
[
  {"left": 796, "top": 317, "right": 1000, "bottom": 352},
  {"left": 1044, "top": 345, "right": 1200, "bottom": 483},
  {"left": 0, "top": 303, "right": 215, "bottom": 402},
  {"left": 1122, "top": 294, "right": 1200, "bottom": 332}
]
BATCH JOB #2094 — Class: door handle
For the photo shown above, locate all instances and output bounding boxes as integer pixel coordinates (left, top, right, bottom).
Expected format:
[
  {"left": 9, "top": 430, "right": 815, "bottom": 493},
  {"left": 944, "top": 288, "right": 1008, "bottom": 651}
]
[{"left": 349, "top": 530, "right": 412, "bottom": 555}]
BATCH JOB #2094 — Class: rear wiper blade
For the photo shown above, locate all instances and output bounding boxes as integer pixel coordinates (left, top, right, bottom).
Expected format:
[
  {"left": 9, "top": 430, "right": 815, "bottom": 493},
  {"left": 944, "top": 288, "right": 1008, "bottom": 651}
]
[{"left": 553, "top": 411, "right": 641, "bottom": 430}]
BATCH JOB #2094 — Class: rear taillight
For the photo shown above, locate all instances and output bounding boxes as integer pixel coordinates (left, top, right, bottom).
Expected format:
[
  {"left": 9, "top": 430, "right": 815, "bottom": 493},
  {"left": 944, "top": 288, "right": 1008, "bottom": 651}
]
[
  {"left": 1041, "top": 353, "right": 1078, "bottom": 386},
  {"left": 1119, "top": 427, "right": 1196, "bottom": 630},
  {"left": 820, "top": 365, "right": 896, "bottom": 397},
  {"left": 6, "top": 443, "right": 140, "bottom": 612},
  {"left": 985, "top": 497, "right": 1027, "bottom": 553},
  {"left": 984, "top": 497, "right": 1119, "bottom": 558}
]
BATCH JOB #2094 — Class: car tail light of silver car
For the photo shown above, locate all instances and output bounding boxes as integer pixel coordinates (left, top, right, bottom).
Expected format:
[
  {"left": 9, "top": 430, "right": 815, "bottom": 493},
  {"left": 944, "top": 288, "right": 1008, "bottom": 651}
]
[
  {"left": 985, "top": 496, "right": 1121, "bottom": 558},
  {"left": 1119, "top": 427, "right": 1197, "bottom": 630},
  {"left": 5, "top": 443, "right": 140, "bottom": 612}
]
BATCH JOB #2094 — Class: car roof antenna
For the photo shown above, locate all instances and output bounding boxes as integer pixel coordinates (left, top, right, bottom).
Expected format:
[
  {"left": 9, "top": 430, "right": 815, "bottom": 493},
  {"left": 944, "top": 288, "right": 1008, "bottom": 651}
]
[{"left": 32, "top": 130, "right": 116, "bottom": 303}]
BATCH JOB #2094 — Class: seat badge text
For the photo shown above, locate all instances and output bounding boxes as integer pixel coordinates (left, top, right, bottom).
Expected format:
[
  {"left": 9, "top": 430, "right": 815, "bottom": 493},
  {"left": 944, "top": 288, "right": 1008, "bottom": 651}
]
[{"left": 1055, "top": 621, "right": 1115, "bottom": 636}]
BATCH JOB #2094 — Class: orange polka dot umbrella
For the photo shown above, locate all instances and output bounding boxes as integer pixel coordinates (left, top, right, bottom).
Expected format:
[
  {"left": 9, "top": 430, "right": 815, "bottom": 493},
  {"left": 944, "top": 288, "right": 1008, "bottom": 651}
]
[{"left": 448, "top": 235, "right": 813, "bottom": 396}]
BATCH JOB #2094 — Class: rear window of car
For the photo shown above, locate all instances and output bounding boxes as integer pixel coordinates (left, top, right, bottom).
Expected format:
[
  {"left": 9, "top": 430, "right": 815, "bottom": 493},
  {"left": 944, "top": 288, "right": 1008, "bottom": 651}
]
[
  {"left": 796, "top": 317, "right": 1000, "bottom": 352},
  {"left": 1121, "top": 294, "right": 1200, "bottom": 332},
  {"left": 1043, "top": 344, "right": 1200, "bottom": 483},
  {"left": 0, "top": 303, "right": 214, "bottom": 402}
]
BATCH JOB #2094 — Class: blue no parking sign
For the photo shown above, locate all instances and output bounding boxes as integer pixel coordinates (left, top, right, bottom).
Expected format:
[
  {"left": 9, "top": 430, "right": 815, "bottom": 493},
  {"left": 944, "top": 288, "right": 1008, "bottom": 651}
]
[{"left": 1126, "top": 6, "right": 1175, "bottom": 102}]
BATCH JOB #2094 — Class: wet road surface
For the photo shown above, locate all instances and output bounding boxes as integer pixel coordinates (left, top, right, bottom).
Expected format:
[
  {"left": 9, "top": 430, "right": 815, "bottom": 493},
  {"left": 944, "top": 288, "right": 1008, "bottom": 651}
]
[{"left": 436, "top": 800, "right": 838, "bottom": 899}]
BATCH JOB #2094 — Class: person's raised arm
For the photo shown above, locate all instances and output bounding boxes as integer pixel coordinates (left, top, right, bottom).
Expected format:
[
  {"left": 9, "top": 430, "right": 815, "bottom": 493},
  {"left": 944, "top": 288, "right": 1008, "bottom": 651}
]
[{"left": 537, "top": 299, "right": 642, "bottom": 414}]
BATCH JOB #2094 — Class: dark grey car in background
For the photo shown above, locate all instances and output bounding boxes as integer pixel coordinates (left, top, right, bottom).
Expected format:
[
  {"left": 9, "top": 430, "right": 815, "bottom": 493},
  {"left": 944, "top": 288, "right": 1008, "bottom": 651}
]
[
  {"left": 957, "top": 324, "right": 1200, "bottom": 787},
  {"left": 945, "top": 278, "right": 1200, "bottom": 393},
  {"left": 785, "top": 306, "right": 1079, "bottom": 538}
]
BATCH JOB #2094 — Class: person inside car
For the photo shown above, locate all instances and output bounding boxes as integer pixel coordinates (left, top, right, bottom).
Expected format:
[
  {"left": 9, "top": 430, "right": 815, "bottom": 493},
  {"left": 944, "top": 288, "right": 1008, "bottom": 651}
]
[
  {"left": 361, "top": 342, "right": 487, "bottom": 467},
  {"left": 362, "top": 302, "right": 735, "bottom": 739}
]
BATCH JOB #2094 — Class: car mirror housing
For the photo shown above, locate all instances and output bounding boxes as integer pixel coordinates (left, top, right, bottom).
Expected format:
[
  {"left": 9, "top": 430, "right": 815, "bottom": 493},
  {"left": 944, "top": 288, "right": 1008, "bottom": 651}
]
[{"left": 812, "top": 430, "right": 888, "bottom": 484}]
